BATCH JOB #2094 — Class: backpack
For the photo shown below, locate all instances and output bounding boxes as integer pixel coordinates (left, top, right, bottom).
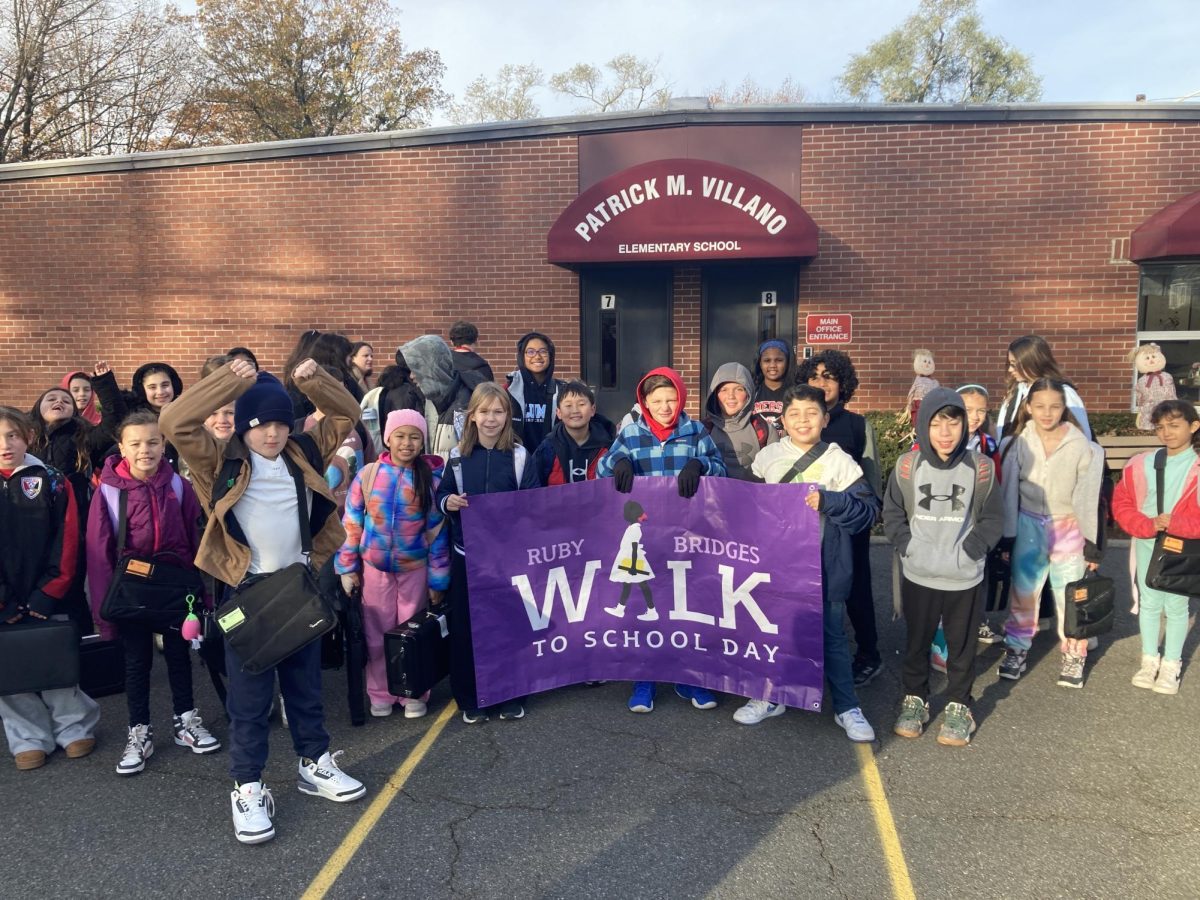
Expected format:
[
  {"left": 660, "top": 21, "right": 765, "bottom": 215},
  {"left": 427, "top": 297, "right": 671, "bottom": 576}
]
[{"left": 893, "top": 449, "right": 995, "bottom": 525}]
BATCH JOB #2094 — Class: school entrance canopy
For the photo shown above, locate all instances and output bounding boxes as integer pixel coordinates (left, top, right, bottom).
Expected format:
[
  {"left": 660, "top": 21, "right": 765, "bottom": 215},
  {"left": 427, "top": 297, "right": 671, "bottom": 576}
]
[{"left": 1131, "top": 189, "right": 1200, "bottom": 261}]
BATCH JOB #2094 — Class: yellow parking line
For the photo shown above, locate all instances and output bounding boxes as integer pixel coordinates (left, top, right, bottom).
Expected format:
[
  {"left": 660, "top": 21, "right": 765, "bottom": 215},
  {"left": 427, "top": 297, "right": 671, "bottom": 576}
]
[
  {"left": 855, "top": 743, "right": 917, "bottom": 900},
  {"left": 301, "top": 701, "right": 459, "bottom": 900}
]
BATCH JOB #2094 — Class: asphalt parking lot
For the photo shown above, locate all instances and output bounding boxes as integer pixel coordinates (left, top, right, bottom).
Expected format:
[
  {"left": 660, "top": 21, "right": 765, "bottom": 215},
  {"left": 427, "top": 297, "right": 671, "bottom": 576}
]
[{"left": 3, "top": 543, "right": 1198, "bottom": 900}]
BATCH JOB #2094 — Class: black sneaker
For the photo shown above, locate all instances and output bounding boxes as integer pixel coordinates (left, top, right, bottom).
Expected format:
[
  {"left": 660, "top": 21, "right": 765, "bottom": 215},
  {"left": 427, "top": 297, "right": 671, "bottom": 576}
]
[
  {"left": 998, "top": 647, "right": 1028, "bottom": 681},
  {"left": 498, "top": 700, "right": 525, "bottom": 720},
  {"left": 852, "top": 659, "right": 883, "bottom": 687},
  {"left": 461, "top": 708, "right": 489, "bottom": 724}
]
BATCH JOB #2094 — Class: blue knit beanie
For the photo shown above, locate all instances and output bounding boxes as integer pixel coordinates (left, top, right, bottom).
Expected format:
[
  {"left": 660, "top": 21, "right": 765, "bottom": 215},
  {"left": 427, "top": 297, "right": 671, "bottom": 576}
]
[{"left": 235, "top": 371, "right": 293, "bottom": 436}]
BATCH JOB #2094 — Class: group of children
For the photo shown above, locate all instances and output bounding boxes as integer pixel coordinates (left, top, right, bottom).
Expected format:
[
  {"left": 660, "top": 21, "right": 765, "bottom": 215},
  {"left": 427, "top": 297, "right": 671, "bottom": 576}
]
[{"left": 2, "top": 329, "right": 1196, "bottom": 846}]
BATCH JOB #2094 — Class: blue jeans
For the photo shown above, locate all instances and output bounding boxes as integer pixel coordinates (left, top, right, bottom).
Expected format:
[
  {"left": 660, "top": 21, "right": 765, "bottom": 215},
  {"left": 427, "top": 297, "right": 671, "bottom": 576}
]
[
  {"left": 224, "top": 637, "right": 328, "bottom": 783},
  {"left": 824, "top": 596, "right": 860, "bottom": 715}
]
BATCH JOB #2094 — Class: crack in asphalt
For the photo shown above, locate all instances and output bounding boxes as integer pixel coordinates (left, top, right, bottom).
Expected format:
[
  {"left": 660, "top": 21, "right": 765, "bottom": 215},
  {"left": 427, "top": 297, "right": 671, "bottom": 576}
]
[{"left": 810, "top": 818, "right": 850, "bottom": 900}]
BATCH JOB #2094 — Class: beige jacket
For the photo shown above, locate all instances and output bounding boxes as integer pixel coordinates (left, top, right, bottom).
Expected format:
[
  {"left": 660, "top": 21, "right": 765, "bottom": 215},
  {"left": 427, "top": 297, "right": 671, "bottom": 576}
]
[{"left": 159, "top": 363, "right": 360, "bottom": 586}]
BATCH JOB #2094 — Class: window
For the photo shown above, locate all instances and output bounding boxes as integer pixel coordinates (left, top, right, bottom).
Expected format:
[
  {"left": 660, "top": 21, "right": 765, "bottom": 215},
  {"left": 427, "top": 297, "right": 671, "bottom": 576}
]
[{"left": 1136, "top": 263, "right": 1200, "bottom": 404}]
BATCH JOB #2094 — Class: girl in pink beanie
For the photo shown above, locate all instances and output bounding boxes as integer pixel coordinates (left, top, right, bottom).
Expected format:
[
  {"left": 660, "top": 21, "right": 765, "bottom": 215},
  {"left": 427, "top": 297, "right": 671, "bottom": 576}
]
[{"left": 335, "top": 408, "right": 449, "bottom": 718}]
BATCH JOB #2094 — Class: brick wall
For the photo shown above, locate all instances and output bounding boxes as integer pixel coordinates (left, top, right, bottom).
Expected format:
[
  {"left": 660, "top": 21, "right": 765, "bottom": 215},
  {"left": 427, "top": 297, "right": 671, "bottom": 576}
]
[
  {"left": 0, "top": 137, "right": 580, "bottom": 405},
  {"left": 799, "top": 121, "right": 1200, "bottom": 412},
  {"left": 2, "top": 119, "right": 1199, "bottom": 416}
]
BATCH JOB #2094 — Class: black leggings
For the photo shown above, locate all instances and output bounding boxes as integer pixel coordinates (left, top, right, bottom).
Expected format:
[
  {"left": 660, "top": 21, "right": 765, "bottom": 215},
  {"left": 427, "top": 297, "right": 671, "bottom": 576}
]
[{"left": 119, "top": 622, "right": 194, "bottom": 727}]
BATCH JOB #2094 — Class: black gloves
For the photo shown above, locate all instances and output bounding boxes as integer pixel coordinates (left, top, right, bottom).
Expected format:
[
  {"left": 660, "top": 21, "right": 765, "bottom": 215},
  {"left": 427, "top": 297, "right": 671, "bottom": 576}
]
[
  {"left": 677, "top": 459, "right": 703, "bottom": 498},
  {"left": 612, "top": 458, "right": 634, "bottom": 493},
  {"left": 1083, "top": 539, "right": 1103, "bottom": 565}
]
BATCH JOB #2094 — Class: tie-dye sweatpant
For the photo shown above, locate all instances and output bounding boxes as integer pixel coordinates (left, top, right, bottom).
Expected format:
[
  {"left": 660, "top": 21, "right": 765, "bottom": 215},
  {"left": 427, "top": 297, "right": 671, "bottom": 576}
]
[{"left": 1004, "top": 511, "right": 1086, "bottom": 655}]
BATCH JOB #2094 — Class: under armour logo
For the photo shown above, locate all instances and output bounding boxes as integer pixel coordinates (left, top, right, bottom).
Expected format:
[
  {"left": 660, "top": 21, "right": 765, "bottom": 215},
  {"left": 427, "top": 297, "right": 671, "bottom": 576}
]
[{"left": 918, "top": 483, "right": 965, "bottom": 511}]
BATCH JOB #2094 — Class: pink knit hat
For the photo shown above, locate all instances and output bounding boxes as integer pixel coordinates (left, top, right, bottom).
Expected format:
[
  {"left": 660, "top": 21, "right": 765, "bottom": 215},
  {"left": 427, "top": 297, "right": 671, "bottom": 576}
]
[{"left": 384, "top": 409, "right": 427, "bottom": 444}]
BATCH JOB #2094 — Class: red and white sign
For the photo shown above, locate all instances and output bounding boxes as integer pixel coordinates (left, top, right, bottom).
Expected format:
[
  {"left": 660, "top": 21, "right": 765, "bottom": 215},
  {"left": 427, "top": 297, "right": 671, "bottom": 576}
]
[{"left": 806, "top": 314, "right": 852, "bottom": 344}]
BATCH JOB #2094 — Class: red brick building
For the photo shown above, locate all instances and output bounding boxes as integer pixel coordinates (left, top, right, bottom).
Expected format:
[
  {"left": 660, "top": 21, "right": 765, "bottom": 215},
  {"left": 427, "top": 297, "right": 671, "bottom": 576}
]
[{"left": 2, "top": 104, "right": 1198, "bottom": 421}]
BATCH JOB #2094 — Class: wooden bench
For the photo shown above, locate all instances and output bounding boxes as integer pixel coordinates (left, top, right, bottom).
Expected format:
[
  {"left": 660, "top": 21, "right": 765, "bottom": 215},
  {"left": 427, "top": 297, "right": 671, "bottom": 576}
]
[{"left": 1096, "top": 434, "right": 1160, "bottom": 473}]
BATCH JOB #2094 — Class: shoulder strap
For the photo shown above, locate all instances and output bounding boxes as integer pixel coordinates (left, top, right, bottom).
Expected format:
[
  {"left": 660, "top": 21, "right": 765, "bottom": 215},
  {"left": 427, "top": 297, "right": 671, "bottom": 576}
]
[
  {"left": 99, "top": 483, "right": 127, "bottom": 556},
  {"left": 780, "top": 441, "right": 829, "bottom": 484},
  {"left": 896, "top": 449, "right": 919, "bottom": 513},
  {"left": 1155, "top": 447, "right": 1167, "bottom": 518},
  {"left": 447, "top": 446, "right": 463, "bottom": 493},
  {"left": 280, "top": 451, "right": 313, "bottom": 555},
  {"left": 513, "top": 444, "right": 527, "bottom": 488},
  {"left": 292, "top": 431, "right": 323, "bottom": 471},
  {"left": 360, "top": 461, "right": 382, "bottom": 498},
  {"left": 170, "top": 473, "right": 183, "bottom": 504},
  {"left": 210, "top": 457, "right": 245, "bottom": 512}
]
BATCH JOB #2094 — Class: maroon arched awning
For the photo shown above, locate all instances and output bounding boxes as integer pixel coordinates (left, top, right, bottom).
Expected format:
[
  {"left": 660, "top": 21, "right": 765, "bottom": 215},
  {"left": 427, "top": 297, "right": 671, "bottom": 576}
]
[
  {"left": 1131, "top": 190, "right": 1200, "bottom": 261},
  {"left": 547, "top": 158, "right": 818, "bottom": 265}
]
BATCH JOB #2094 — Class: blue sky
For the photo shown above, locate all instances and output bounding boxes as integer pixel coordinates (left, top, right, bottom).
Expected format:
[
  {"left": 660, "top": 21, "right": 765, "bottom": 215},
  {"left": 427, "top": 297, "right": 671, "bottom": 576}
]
[
  {"left": 396, "top": 0, "right": 1199, "bottom": 120},
  {"left": 175, "top": 1, "right": 1200, "bottom": 119}
]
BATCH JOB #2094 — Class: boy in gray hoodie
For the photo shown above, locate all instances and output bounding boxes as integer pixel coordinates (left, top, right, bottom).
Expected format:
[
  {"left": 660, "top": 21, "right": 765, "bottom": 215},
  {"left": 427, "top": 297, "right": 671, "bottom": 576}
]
[
  {"left": 883, "top": 388, "right": 1004, "bottom": 747},
  {"left": 702, "top": 362, "right": 778, "bottom": 480}
]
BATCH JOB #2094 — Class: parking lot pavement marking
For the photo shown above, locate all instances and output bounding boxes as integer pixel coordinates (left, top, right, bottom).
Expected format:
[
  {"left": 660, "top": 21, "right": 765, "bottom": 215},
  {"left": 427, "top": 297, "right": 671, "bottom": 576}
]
[
  {"left": 301, "top": 700, "right": 460, "bottom": 900},
  {"left": 855, "top": 743, "right": 917, "bottom": 900}
]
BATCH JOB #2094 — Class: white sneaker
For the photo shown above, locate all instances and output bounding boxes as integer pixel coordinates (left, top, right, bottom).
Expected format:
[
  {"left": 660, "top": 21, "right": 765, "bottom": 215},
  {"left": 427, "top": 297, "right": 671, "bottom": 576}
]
[
  {"left": 369, "top": 703, "right": 393, "bottom": 717},
  {"left": 637, "top": 607, "right": 659, "bottom": 622},
  {"left": 173, "top": 709, "right": 221, "bottom": 754},
  {"left": 403, "top": 699, "right": 428, "bottom": 719},
  {"left": 834, "top": 707, "right": 876, "bottom": 743},
  {"left": 1132, "top": 654, "right": 1160, "bottom": 690},
  {"left": 297, "top": 750, "right": 366, "bottom": 802},
  {"left": 1153, "top": 658, "right": 1182, "bottom": 695},
  {"left": 116, "top": 724, "right": 153, "bottom": 775},
  {"left": 231, "top": 781, "right": 275, "bottom": 844},
  {"left": 604, "top": 605, "right": 625, "bottom": 618},
  {"left": 733, "top": 699, "right": 786, "bottom": 725}
]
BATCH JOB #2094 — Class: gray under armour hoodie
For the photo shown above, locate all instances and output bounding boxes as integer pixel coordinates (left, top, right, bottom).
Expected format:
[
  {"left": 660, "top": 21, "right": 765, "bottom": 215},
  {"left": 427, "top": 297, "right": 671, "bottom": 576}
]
[
  {"left": 704, "top": 362, "right": 778, "bottom": 479},
  {"left": 882, "top": 387, "right": 1004, "bottom": 591}
]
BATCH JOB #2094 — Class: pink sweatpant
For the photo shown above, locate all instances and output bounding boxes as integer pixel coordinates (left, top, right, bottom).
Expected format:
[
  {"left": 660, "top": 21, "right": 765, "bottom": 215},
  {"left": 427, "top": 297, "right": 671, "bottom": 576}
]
[{"left": 362, "top": 565, "right": 430, "bottom": 707}]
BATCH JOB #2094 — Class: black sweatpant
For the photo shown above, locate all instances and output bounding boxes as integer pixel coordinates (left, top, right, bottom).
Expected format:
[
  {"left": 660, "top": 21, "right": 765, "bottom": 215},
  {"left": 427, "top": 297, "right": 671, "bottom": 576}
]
[
  {"left": 847, "top": 529, "right": 879, "bottom": 664},
  {"left": 900, "top": 578, "right": 982, "bottom": 706},
  {"left": 119, "top": 621, "right": 194, "bottom": 727}
]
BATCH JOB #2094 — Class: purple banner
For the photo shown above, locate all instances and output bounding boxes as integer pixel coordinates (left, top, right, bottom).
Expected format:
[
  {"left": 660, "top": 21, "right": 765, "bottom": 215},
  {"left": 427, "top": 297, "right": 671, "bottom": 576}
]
[{"left": 462, "top": 477, "right": 824, "bottom": 710}]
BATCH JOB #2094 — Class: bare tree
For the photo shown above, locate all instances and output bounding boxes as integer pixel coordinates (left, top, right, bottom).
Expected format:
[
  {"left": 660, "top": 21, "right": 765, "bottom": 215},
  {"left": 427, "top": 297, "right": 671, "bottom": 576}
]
[
  {"left": 549, "top": 53, "right": 670, "bottom": 113},
  {"left": 708, "top": 75, "right": 806, "bottom": 106},
  {"left": 449, "top": 63, "right": 543, "bottom": 125},
  {"left": 0, "top": 0, "right": 203, "bottom": 162}
]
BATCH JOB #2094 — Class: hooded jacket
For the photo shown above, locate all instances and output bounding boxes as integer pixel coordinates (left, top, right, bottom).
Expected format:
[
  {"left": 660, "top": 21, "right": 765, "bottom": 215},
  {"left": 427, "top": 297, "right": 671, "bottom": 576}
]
[
  {"left": 596, "top": 367, "right": 727, "bottom": 479},
  {"left": 507, "top": 332, "right": 566, "bottom": 451},
  {"left": 534, "top": 416, "right": 615, "bottom": 486},
  {"left": 882, "top": 388, "right": 1004, "bottom": 591},
  {"left": 401, "top": 335, "right": 471, "bottom": 418},
  {"left": 452, "top": 348, "right": 494, "bottom": 387},
  {"left": 60, "top": 371, "right": 101, "bottom": 425},
  {"left": 703, "top": 362, "right": 778, "bottom": 480},
  {"left": 0, "top": 455, "right": 78, "bottom": 619},
  {"left": 86, "top": 456, "right": 206, "bottom": 636},
  {"left": 130, "top": 362, "right": 184, "bottom": 411},
  {"left": 159, "top": 363, "right": 359, "bottom": 586}
]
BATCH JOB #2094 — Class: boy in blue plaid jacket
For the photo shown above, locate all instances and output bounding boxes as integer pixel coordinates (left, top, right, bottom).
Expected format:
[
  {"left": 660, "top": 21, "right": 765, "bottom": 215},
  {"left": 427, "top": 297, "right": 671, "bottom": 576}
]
[{"left": 596, "top": 366, "right": 727, "bottom": 713}]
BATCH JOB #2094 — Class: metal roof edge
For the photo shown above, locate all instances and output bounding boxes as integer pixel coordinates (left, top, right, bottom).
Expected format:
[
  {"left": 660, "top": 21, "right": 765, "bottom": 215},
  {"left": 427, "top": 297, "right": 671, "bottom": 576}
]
[{"left": 2, "top": 103, "right": 1198, "bottom": 182}]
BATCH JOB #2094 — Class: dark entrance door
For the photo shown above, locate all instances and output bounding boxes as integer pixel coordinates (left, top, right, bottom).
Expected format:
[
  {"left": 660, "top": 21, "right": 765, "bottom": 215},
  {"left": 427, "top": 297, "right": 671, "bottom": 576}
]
[
  {"left": 580, "top": 267, "right": 673, "bottom": 425},
  {"left": 701, "top": 264, "right": 798, "bottom": 397}
]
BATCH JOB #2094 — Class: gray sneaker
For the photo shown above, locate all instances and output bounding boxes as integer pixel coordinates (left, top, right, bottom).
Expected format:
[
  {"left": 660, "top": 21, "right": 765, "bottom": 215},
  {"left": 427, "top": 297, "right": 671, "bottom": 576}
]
[
  {"left": 1057, "top": 653, "right": 1085, "bottom": 689},
  {"left": 893, "top": 695, "right": 930, "bottom": 738},
  {"left": 936, "top": 702, "right": 977, "bottom": 747},
  {"left": 998, "top": 647, "right": 1028, "bottom": 680}
]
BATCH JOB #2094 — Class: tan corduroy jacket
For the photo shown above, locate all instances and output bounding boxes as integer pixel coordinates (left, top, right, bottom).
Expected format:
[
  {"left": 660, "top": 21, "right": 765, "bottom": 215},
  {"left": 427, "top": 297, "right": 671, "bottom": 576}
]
[{"left": 159, "top": 363, "right": 360, "bottom": 586}]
